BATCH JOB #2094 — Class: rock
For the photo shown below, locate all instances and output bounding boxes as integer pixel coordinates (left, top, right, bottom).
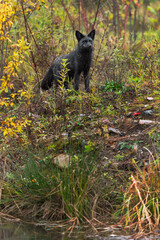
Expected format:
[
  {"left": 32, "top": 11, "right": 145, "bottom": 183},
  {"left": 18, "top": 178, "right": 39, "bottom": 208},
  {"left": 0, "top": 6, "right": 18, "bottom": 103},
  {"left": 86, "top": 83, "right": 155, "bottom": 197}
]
[
  {"left": 142, "top": 110, "right": 153, "bottom": 116},
  {"left": 108, "top": 127, "right": 124, "bottom": 136},
  {"left": 53, "top": 154, "right": 70, "bottom": 168},
  {"left": 139, "top": 120, "right": 160, "bottom": 125}
]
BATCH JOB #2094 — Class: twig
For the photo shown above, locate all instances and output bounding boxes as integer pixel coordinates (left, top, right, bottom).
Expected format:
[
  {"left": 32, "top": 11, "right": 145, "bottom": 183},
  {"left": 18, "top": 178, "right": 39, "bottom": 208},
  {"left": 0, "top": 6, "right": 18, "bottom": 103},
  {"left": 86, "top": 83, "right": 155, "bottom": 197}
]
[
  {"left": 83, "top": 215, "right": 98, "bottom": 233},
  {"left": 143, "top": 146, "right": 154, "bottom": 163},
  {"left": 92, "top": 0, "right": 101, "bottom": 30},
  {"left": 78, "top": 0, "right": 81, "bottom": 30},
  {"left": 81, "top": 0, "right": 89, "bottom": 32},
  {"left": 131, "top": 175, "right": 153, "bottom": 231},
  {"left": 0, "top": 212, "right": 20, "bottom": 221},
  {"left": 20, "top": 0, "right": 40, "bottom": 88},
  {"left": 60, "top": 0, "right": 75, "bottom": 30}
]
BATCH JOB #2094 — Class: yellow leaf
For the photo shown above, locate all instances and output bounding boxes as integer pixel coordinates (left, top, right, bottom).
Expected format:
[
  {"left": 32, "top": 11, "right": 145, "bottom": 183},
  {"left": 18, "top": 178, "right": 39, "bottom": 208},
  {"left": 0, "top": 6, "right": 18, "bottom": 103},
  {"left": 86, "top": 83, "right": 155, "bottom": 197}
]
[
  {"left": 103, "top": 124, "right": 108, "bottom": 133},
  {"left": 5, "top": 86, "right": 8, "bottom": 93}
]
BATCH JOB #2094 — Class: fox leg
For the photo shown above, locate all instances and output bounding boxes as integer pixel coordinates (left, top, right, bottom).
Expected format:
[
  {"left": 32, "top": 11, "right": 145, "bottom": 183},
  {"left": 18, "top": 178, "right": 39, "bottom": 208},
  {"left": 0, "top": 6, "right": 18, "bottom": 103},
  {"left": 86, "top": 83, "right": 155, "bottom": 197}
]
[
  {"left": 84, "top": 71, "right": 90, "bottom": 92},
  {"left": 74, "top": 73, "right": 80, "bottom": 91}
]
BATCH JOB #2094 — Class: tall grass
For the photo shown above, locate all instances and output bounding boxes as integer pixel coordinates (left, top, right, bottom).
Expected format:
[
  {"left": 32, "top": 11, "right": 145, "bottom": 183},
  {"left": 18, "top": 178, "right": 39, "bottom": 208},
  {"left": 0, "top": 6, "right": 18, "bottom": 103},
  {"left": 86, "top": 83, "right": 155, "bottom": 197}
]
[
  {"left": 1, "top": 146, "right": 99, "bottom": 222},
  {"left": 119, "top": 158, "right": 160, "bottom": 232}
]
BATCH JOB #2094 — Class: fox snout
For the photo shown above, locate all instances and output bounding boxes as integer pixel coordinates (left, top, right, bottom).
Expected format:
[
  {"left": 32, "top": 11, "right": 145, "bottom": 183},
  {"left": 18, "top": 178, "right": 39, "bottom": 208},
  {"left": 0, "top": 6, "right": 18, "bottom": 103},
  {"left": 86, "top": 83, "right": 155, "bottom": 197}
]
[
  {"left": 82, "top": 41, "right": 93, "bottom": 50},
  {"left": 87, "top": 43, "right": 92, "bottom": 48}
]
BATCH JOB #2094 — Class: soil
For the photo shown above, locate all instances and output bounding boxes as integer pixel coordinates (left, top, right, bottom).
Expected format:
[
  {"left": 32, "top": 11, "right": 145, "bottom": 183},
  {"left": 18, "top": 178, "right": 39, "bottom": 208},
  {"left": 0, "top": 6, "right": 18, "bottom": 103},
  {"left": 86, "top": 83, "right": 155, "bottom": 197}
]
[
  {"left": 97, "top": 92, "right": 160, "bottom": 171},
  {"left": 37, "top": 89, "right": 160, "bottom": 173}
]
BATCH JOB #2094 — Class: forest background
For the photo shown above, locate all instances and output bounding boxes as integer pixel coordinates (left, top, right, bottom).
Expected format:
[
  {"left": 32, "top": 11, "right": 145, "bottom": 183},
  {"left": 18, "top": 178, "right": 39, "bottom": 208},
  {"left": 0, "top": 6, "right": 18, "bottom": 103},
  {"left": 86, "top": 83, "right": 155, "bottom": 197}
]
[{"left": 1, "top": 0, "right": 160, "bottom": 234}]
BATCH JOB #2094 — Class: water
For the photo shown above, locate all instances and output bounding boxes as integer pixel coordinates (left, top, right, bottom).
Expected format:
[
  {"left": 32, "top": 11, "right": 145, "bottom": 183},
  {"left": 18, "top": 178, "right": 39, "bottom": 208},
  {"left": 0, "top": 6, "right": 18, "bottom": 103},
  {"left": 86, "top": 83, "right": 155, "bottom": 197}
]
[{"left": 0, "top": 220, "right": 160, "bottom": 240}]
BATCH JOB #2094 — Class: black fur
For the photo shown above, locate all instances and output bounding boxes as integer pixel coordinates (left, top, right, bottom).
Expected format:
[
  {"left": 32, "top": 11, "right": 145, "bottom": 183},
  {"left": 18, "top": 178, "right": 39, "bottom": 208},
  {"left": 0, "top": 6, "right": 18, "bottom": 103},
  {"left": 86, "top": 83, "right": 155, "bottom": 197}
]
[{"left": 41, "top": 29, "right": 95, "bottom": 92}]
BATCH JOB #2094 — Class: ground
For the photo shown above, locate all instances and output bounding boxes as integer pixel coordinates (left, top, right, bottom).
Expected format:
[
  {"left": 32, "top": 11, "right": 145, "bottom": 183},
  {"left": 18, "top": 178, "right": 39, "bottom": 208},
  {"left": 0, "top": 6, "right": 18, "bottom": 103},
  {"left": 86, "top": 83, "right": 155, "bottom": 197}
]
[{"left": 37, "top": 87, "right": 160, "bottom": 172}]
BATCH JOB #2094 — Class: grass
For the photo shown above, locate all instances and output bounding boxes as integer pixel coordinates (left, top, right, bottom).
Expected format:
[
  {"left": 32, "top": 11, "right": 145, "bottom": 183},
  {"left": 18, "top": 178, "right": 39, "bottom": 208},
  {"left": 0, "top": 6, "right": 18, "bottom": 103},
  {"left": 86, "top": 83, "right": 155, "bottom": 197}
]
[
  {"left": 102, "top": 80, "right": 130, "bottom": 94},
  {"left": 1, "top": 145, "right": 101, "bottom": 222},
  {"left": 119, "top": 158, "right": 160, "bottom": 232}
]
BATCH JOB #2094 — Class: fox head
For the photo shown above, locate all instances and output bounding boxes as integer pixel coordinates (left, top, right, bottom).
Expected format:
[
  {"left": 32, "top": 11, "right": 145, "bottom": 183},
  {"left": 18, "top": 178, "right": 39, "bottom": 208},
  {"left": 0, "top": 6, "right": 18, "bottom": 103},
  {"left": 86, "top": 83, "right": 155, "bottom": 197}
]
[{"left": 76, "top": 29, "right": 95, "bottom": 52}]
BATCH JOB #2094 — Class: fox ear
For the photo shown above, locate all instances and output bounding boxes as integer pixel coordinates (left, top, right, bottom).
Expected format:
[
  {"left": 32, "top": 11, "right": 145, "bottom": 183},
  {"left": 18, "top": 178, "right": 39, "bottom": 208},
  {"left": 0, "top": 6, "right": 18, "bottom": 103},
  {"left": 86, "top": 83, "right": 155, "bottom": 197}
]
[
  {"left": 76, "top": 31, "right": 85, "bottom": 41},
  {"left": 88, "top": 29, "right": 95, "bottom": 40}
]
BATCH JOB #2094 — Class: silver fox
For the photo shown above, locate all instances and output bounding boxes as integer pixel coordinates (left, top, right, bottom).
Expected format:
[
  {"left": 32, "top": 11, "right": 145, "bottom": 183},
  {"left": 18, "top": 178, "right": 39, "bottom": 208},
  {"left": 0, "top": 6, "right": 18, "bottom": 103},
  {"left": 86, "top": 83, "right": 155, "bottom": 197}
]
[{"left": 41, "top": 30, "right": 95, "bottom": 92}]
